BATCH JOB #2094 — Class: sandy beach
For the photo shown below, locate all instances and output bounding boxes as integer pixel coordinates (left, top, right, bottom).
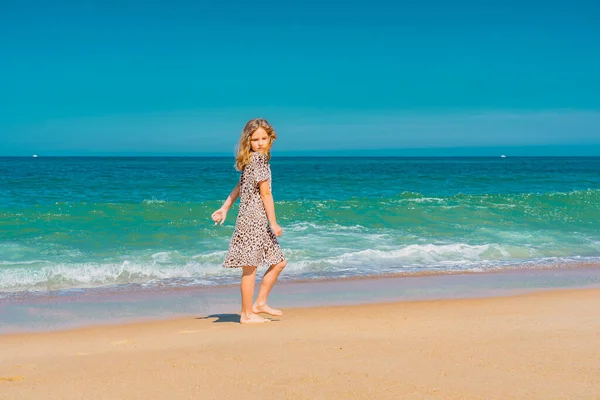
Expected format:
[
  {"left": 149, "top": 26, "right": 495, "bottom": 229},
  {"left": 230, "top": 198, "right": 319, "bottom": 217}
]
[{"left": 1, "top": 287, "right": 599, "bottom": 399}]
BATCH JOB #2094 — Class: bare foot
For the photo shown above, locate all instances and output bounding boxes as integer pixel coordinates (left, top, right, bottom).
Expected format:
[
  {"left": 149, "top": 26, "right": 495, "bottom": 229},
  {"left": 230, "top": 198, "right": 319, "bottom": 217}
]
[
  {"left": 252, "top": 303, "right": 283, "bottom": 316},
  {"left": 240, "top": 313, "right": 271, "bottom": 324}
]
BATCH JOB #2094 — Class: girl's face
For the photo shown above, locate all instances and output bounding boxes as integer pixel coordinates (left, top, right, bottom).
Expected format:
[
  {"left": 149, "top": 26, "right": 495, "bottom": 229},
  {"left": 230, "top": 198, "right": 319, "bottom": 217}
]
[{"left": 250, "top": 128, "right": 270, "bottom": 153}]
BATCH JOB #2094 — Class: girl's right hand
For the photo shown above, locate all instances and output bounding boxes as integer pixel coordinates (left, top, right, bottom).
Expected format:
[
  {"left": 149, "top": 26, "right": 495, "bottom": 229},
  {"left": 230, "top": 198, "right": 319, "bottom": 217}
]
[{"left": 211, "top": 208, "right": 227, "bottom": 225}]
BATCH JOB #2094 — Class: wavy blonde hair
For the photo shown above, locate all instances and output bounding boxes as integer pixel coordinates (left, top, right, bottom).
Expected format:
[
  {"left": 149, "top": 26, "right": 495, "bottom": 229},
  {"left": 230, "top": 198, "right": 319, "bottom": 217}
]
[{"left": 235, "top": 118, "right": 277, "bottom": 171}]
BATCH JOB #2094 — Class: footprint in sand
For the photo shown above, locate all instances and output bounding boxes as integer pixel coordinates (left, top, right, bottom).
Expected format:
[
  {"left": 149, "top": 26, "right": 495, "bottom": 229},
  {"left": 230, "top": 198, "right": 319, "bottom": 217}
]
[{"left": 0, "top": 376, "right": 25, "bottom": 382}]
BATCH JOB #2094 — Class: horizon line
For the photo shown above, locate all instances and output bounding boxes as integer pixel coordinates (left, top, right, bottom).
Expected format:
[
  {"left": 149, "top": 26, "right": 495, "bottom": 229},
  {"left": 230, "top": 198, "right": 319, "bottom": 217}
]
[
  {"left": 3, "top": 144, "right": 600, "bottom": 158},
  {"left": 2, "top": 155, "right": 600, "bottom": 158}
]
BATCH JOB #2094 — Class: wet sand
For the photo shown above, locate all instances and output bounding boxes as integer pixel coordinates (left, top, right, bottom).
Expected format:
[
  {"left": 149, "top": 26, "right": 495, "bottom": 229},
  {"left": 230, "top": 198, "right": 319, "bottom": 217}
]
[
  {"left": 3, "top": 265, "right": 600, "bottom": 334},
  {"left": 1, "top": 288, "right": 599, "bottom": 399}
]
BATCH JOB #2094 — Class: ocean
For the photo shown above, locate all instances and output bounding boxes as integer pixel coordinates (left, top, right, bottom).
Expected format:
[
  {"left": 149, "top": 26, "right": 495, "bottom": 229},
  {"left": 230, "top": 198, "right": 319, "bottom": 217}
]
[{"left": 1, "top": 156, "right": 600, "bottom": 299}]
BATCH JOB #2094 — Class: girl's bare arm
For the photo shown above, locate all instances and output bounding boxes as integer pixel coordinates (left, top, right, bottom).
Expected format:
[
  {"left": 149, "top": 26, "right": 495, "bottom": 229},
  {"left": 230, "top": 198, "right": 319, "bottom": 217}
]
[
  {"left": 211, "top": 182, "right": 240, "bottom": 225},
  {"left": 259, "top": 180, "right": 282, "bottom": 236},
  {"left": 220, "top": 181, "right": 240, "bottom": 211}
]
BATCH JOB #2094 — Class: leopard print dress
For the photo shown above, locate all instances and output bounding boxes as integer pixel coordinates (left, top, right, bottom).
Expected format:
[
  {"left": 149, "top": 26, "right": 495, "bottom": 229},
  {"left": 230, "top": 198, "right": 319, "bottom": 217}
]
[{"left": 223, "top": 152, "right": 285, "bottom": 268}]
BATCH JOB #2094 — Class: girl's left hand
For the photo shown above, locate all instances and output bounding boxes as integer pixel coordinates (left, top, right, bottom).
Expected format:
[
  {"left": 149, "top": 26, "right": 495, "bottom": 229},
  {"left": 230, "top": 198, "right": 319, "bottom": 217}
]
[
  {"left": 211, "top": 208, "right": 227, "bottom": 225},
  {"left": 271, "top": 223, "right": 283, "bottom": 236}
]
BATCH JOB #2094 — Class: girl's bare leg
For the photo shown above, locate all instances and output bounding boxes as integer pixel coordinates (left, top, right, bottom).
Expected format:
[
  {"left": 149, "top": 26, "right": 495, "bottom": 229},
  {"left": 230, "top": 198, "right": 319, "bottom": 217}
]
[
  {"left": 253, "top": 259, "right": 287, "bottom": 316},
  {"left": 240, "top": 266, "right": 269, "bottom": 324}
]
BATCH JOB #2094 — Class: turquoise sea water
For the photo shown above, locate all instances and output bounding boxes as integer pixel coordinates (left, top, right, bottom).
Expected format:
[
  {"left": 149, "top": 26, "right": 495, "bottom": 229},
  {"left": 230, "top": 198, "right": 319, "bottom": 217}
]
[{"left": 1, "top": 156, "right": 600, "bottom": 298}]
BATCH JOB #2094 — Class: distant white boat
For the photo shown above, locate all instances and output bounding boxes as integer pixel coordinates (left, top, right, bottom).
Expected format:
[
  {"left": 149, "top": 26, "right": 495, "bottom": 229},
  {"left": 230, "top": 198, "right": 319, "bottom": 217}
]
[
  {"left": 500, "top": 155, "right": 506, "bottom": 158},
  {"left": 32, "top": 154, "right": 38, "bottom": 158}
]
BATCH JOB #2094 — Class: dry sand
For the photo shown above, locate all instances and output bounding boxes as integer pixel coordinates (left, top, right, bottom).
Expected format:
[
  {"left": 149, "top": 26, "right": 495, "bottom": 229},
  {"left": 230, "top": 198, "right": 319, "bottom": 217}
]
[{"left": 1, "top": 288, "right": 599, "bottom": 399}]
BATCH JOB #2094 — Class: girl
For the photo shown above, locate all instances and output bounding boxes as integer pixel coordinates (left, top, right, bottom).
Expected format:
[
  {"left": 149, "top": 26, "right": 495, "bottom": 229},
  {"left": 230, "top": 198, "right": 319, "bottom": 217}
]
[{"left": 211, "top": 118, "right": 287, "bottom": 324}]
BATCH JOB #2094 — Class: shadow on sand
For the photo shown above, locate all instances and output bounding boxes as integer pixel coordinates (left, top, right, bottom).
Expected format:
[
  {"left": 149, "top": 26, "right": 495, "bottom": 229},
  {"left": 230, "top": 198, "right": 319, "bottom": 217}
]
[
  {"left": 197, "top": 314, "right": 279, "bottom": 324},
  {"left": 197, "top": 314, "right": 241, "bottom": 323}
]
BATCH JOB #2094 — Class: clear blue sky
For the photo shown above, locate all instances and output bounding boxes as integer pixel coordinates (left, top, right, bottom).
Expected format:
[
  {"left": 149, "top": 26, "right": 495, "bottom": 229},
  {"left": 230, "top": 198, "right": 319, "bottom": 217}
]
[{"left": 1, "top": 0, "right": 599, "bottom": 155}]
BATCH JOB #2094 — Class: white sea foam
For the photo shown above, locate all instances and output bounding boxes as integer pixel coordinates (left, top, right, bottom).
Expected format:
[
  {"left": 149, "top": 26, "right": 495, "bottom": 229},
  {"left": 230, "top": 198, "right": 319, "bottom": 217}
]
[
  {"left": 2, "top": 242, "right": 599, "bottom": 293},
  {"left": 0, "top": 259, "right": 49, "bottom": 266},
  {"left": 285, "top": 222, "right": 371, "bottom": 233},
  {"left": 404, "top": 197, "right": 445, "bottom": 203},
  {"left": 0, "top": 260, "right": 239, "bottom": 292},
  {"left": 142, "top": 198, "right": 167, "bottom": 204}
]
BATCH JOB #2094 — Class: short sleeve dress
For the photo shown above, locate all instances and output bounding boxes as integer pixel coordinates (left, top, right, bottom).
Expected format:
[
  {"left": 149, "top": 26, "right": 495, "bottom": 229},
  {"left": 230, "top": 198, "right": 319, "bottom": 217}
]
[{"left": 223, "top": 152, "right": 285, "bottom": 268}]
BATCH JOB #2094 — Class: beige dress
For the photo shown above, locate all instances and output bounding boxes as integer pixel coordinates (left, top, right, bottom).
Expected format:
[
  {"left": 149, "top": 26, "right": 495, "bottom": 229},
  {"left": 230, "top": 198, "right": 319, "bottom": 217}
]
[{"left": 223, "top": 152, "right": 285, "bottom": 268}]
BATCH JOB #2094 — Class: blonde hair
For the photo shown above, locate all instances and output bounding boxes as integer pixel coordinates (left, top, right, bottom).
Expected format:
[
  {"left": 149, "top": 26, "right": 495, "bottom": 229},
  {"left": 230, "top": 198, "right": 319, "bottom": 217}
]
[{"left": 234, "top": 118, "right": 277, "bottom": 171}]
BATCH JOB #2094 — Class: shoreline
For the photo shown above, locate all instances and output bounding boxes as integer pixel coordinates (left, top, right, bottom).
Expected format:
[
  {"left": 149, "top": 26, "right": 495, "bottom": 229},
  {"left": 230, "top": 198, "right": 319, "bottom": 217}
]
[
  {"left": 1, "top": 288, "right": 599, "bottom": 399},
  {"left": 1, "top": 264, "right": 600, "bottom": 335},
  {"left": 4, "top": 258, "right": 600, "bottom": 299}
]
